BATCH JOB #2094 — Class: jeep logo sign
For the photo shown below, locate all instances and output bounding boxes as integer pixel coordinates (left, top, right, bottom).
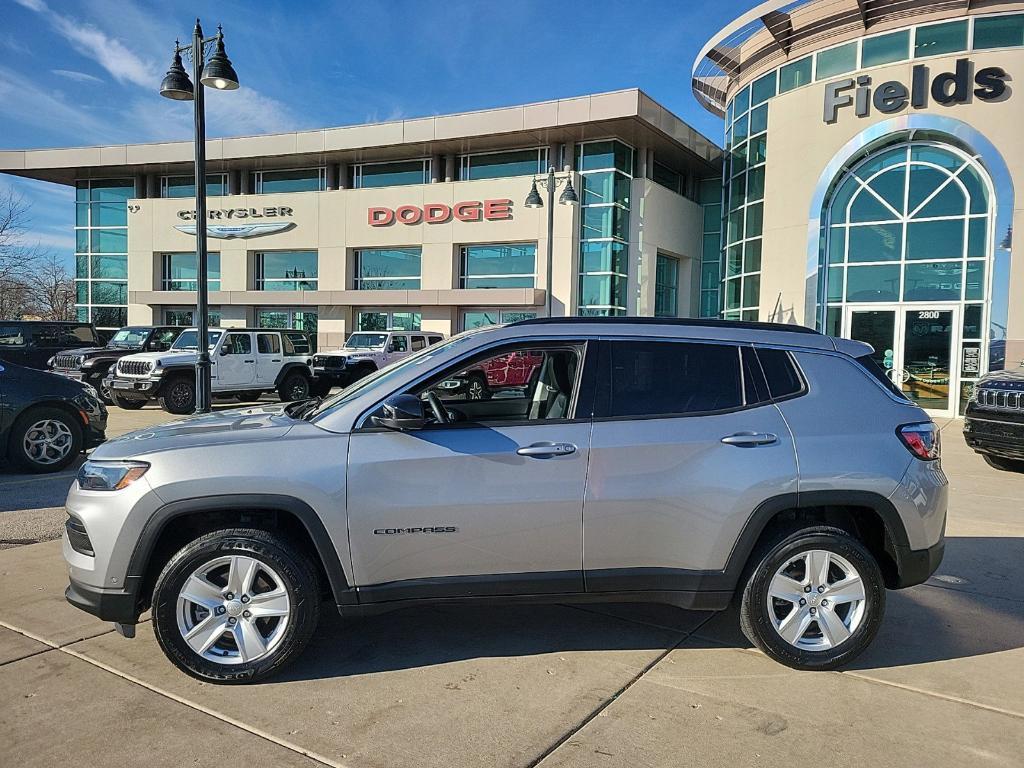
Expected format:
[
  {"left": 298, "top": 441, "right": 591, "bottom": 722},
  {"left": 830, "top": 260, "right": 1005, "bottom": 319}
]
[
  {"left": 368, "top": 199, "right": 513, "bottom": 226},
  {"left": 823, "top": 58, "right": 1008, "bottom": 123}
]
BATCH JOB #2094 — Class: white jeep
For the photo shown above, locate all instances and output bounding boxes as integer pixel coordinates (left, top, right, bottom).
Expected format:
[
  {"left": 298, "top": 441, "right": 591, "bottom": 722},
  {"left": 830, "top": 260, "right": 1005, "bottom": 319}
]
[
  {"left": 311, "top": 330, "right": 444, "bottom": 388},
  {"left": 103, "top": 327, "right": 317, "bottom": 414}
]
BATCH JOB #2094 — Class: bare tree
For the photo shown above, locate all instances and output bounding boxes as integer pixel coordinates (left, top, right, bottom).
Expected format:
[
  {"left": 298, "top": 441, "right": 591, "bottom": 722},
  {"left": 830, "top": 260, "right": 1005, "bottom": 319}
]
[
  {"left": 0, "top": 188, "right": 31, "bottom": 284},
  {"left": 26, "top": 251, "right": 76, "bottom": 321}
]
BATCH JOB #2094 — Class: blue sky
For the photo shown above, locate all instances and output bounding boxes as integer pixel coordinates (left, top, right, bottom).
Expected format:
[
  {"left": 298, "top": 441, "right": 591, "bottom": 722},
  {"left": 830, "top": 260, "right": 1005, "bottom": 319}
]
[{"left": 1, "top": 0, "right": 748, "bottom": 270}]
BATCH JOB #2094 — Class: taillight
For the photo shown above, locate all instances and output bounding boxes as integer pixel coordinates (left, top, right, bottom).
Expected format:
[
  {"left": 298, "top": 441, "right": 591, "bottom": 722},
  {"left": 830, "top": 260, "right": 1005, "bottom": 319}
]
[{"left": 897, "top": 422, "right": 940, "bottom": 460}]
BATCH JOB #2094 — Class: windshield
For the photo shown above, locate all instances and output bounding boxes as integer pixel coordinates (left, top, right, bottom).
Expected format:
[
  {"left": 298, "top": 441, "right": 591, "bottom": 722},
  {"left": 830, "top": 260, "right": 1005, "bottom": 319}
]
[
  {"left": 307, "top": 330, "right": 487, "bottom": 420},
  {"left": 172, "top": 330, "right": 222, "bottom": 351},
  {"left": 344, "top": 333, "right": 388, "bottom": 349},
  {"left": 109, "top": 328, "right": 148, "bottom": 348}
]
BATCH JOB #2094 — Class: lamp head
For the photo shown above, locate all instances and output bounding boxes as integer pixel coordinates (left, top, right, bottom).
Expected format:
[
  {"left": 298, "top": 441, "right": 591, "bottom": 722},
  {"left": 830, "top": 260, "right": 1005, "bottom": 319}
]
[
  {"left": 159, "top": 47, "right": 194, "bottom": 100},
  {"left": 200, "top": 28, "right": 239, "bottom": 90},
  {"left": 524, "top": 180, "right": 543, "bottom": 208}
]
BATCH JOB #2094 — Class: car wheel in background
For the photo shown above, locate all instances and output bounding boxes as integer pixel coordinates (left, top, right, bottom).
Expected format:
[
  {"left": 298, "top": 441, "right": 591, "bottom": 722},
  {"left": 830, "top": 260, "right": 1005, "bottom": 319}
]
[
  {"left": 466, "top": 372, "right": 492, "bottom": 401},
  {"left": 235, "top": 390, "right": 264, "bottom": 403},
  {"left": 739, "top": 526, "right": 885, "bottom": 671},
  {"left": 160, "top": 376, "right": 196, "bottom": 414},
  {"left": 277, "top": 372, "right": 310, "bottom": 402},
  {"left": 151, "top": 528, "right": 321, "bottom": 683},
  {"left": 109, "top": 392, "right": 146, "bottom": 410},
  {"left": 9, "top": 406, "right": 83, "bottom": 473}
]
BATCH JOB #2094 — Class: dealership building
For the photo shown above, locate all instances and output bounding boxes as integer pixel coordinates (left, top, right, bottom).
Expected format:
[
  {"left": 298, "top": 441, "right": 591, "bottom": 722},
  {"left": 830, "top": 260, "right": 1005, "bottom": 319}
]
[
  {"left": 694, "top": 0, "right": 1024, "bottom": 416},
  {"left": 0, "top": 89, "right": 720, "bottom": 350}
]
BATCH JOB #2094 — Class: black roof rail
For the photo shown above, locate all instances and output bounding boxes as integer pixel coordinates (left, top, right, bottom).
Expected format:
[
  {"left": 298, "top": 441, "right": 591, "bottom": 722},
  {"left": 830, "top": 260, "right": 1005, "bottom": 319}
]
[{"left": 509, "top": 317, "right": 821, "bottom": 335}]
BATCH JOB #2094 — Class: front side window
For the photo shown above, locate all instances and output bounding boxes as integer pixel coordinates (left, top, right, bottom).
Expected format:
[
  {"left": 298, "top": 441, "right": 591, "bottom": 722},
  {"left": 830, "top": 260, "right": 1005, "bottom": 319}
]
[
  {"left": 223, "top": 333, "right": 252, "bottom": 355},
  {"left": 162, "top": 252, "right": 221, "bottom": 291},
  {"left": 420, "top": 345, "right": 582, "bottom": 423},
  {"left": 602, "top": 341, "right": 743, "bottom": 418},
  {"left": 256, "top": 168, "right": 325, "bottom": 194},
  {"left": 461, "top": 243, "right": 536, "bottom": 288},
  {"left": 354, "top": 248, "right": 421, "bottom": 289},
  {"left": 255, "top": 251, "right": 318, "bottom": 290},
  {"left": 390, "top": 335, "right": 409, "bottom": 352}
]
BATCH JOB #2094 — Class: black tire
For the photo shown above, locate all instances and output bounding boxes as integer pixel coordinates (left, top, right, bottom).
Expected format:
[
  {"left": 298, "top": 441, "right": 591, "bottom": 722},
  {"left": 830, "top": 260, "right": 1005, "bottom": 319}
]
[
  {"left": 277, "top": 371, "right": 311, "bottom": 402},
  {"left": 349, "top": 365, "right": 375, "bottom": 384},
  {"left": 109, "top": 392, "right": 146, "bottom": 410},
  {"left": 151, "top": 528, "right": 321, "bottom": 684},
  {"left": 9, "top": 406, "right": 83, "bottom": 473},
  {"left": 159, "top": 376, "right": 196, "bottom": 414},
  {"left": 310, "top": 378, "right": 333, "bottom": 398},
  {"left": 235, "top": 390, "right": 264, "bottom": 403},
  {"left": 738, "top": 526, "right": 885, "bottom": 671},
  {"left": 983, "top": 454, "right": 1024, "bottom": 473},
  {"left": 466, "top": 372, "right": 492, "bottom": 401}
]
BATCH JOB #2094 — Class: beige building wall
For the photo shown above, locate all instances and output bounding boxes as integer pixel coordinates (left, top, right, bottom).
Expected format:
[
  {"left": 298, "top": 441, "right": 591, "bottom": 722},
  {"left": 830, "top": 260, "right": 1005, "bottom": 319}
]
[{"left": 757, "top": 48, "right": 1024, "bottom": 365}]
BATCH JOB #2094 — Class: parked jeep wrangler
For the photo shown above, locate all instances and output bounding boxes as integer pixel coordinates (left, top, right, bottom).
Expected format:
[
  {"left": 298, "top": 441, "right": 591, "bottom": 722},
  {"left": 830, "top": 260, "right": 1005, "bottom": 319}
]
[
  {"left": 103, "top": 327, "right": 316, "bottom": 413},
  {"left": 312, "top": 330, "right": 444, "bottom": 388},
  {"left": 48, "top": 326, "right": 183, "bottom": 404}
]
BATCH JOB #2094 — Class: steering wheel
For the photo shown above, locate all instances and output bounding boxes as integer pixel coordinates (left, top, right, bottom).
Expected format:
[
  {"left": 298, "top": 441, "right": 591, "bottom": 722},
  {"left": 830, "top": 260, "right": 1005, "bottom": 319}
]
[{"left": 424, "top": 391, "right": 450, "bottom": 425}]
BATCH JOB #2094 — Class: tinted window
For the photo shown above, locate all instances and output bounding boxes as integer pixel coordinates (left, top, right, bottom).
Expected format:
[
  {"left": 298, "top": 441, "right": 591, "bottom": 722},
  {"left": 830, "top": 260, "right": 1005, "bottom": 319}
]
[
  {"left": 756, "top": 348, "right": 805, "bottom": 399},
  {"left": 411, "top": 335, "right": 426, "bottom": 351},
  {"left": 257, "top": 334, "right": 280, "bottom": 354},
  {"left": 855, "top": 354, "right": 908, "bottom": 400},
  {"left": 390, "top": 335, "right": 408, "bottom": 352},
  {"left": 428, "top": 335, "right": 443, "bottom": 345},
  {"left": 605, "top": 341, "right": 742, "bottom": 417},
  {"left": 282, "top": 331, "right": 311, "bottom": 355},
  {"left": 0, "top": 326, "right": 25, "bottom": 346},
  {"left": 741, "top": 347, "right": 769, "bottom": 405},
  {"left": 223, "top": 334, "right": 252, "bottom": 355}
]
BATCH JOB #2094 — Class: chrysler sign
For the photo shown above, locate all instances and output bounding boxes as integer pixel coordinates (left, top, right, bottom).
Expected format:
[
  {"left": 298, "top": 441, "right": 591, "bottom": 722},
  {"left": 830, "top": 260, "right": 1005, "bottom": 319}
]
[
  {"left": 824, "top": 58, "right": 1008, "bottom": 123},
  {"left": 369, "top": 199, "right": 513, "bottom": 226},
  {"left": 176, "top": 206, "right": 294, "bottom": 221}
]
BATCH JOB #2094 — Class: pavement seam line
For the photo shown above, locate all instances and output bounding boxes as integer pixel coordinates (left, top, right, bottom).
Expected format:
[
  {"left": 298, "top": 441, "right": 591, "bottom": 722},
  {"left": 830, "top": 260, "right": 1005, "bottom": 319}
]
[
  {"left": 526, "top": 613, "right": 715, "bottom": 768},
  {"left": 841, "top": 670, "right": 1024, "bottom": 721},
  {"left": 0, "top": 618, "right": 342, "bottom": 768}
]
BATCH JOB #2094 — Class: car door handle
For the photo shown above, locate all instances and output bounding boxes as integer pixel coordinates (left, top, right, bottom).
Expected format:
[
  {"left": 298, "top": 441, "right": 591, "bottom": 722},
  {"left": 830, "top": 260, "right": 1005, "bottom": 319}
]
[
  {"left": 516, "top": 442, "right": 577, "bottom": 458},
  {"left": 271, "top": 359, "right": 281, "bottom": 362},
  {"left": 243, "top": 359, "right": 255, "bottom": 363},
  {"left": 721, "top": 432, "right": 778, "bottom": 447}
]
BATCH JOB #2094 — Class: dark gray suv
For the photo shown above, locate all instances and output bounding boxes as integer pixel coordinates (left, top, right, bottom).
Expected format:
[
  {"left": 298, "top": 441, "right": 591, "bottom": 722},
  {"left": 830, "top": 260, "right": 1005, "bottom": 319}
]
[{"left": 63, "top": 318, "right": 947, "bottom": 682}]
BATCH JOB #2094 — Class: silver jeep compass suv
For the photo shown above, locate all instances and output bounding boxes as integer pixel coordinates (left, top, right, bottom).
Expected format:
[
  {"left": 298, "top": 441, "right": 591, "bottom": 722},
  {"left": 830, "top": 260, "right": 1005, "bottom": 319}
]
[{"left": 63, "top": 318, "right": 947, "bottom": 682}]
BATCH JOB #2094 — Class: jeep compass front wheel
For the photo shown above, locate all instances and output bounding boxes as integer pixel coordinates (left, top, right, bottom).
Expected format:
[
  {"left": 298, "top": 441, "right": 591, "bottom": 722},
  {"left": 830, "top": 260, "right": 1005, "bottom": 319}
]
[
  {"left": 739, "top": 526, "right": 885, "bottom": 671},
  {"left": 152, "top": 529, "right": 320, "bottom": 683}
]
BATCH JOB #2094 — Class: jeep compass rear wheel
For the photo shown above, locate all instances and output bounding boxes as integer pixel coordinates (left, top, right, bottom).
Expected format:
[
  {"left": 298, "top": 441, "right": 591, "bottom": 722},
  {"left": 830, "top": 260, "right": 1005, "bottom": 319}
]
[
  {"left": 739, "top": 526, "right": 885, "bottom": 670},
  {"left": 152, "top": 528, "right": 320, "bottom": 683}
]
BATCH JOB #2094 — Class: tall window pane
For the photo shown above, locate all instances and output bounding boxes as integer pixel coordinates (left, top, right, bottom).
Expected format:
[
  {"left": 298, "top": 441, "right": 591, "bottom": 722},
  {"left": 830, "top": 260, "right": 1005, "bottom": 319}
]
[
  {"left": 461, "top": 243, "right": 536, "bottom": 288},
  {"left": 354, "top": 248, "right": 421, "bottom": 289},
  {"left": 256, "top": 251, "right": 318, "bottom": 290}
]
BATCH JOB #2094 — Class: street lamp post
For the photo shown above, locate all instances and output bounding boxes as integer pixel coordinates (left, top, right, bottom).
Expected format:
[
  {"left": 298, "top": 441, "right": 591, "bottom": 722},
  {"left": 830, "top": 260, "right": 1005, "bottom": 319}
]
[
  {"left": 524, "top": 167, "right": 578, "bottom": 317},
  {"left": 159, "top": 20, "right": 239, "bottom": 414}
]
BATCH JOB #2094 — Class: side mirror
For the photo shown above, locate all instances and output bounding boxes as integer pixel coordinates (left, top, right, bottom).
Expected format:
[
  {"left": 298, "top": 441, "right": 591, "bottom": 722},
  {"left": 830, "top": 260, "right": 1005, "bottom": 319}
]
[
  {"left": 220, "top": 347, "right": 229, "bottom": 356},
  {"left": 372, "top": 394, "right": 426, "bottom": 430}
]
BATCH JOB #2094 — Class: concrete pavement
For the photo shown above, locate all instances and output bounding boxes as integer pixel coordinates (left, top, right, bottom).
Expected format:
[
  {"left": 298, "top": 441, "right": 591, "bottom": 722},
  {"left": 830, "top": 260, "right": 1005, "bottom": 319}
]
[{"left": 0, "top": 412, "right": 1022, "bottom": 767}]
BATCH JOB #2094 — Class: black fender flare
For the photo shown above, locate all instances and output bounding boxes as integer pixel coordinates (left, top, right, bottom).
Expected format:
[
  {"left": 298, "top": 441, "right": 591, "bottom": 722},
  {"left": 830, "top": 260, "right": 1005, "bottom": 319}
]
[
  {"left": 125, "top": 493, "right": 354, "bottom": 607},
  {"left": 723, "top": 490, "right": 911, "bottom": 584},
  {"left": 274, "top": 362, "right": 313, "bottom": 388}
]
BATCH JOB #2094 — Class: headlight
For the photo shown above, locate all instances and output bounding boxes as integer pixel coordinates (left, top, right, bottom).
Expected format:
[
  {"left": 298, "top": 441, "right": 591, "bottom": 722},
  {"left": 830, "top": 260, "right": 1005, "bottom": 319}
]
[
  {"left": 80, "top": 357, "right": 95, "bottom": 368},
  {"left": 47, "top": 356, "right": 55, "bottom": 367},
  {"left": 77, "top": 460, "right": 150, "bottom": 491}
]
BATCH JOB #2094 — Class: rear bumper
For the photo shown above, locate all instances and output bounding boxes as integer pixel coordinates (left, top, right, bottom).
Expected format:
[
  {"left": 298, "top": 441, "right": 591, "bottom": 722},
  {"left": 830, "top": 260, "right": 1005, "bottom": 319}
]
[
  {"left": 893, "top": 539, "right": 945, "bottom": 588},
  {"left": 65, "top": 578, "right": 140, "bottom": 625}
]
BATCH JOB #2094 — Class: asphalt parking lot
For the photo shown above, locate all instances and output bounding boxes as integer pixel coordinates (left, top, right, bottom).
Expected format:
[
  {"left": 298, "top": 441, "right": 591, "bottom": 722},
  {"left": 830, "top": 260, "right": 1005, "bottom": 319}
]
[{"left": 1, "top": 405, "right": 1022, "bottom": 767}]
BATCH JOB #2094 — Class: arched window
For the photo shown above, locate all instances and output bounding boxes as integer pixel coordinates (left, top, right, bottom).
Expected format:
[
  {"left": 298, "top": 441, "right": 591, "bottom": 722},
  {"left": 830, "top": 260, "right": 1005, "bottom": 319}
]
[{"left": 824, "top": 141, "right": 990, "bottom": 311}]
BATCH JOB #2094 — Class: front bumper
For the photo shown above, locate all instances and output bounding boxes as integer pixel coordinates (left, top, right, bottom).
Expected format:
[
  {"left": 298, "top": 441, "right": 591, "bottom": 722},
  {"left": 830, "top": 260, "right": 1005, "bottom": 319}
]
[
  {"left": 65, "top": 578, "right": 140, "bottom": 625},
  {"left": 963, "top": 411, "right": 1024, "bottom": 460},
  {"left": 103, "top": 374, "right": 160, "bottom": 397},
  {"left": 311, "top": 366, "right": 353, "bottom": 385}
]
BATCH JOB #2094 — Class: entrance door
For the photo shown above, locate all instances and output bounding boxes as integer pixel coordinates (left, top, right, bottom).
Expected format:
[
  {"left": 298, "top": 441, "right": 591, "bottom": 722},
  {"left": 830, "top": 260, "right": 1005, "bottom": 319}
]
[{"left": 845, "top": 306, "right": 958, "bottom": 416}]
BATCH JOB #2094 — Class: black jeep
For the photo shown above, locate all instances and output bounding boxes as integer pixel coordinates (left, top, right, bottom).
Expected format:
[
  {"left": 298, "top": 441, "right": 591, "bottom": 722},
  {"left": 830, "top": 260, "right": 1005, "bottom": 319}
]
[{"left": 48, "top": 326, "right": 183, "bottom": 404}]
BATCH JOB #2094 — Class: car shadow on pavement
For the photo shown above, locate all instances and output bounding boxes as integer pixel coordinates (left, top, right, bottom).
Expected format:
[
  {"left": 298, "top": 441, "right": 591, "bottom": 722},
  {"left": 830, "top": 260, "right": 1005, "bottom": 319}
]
[
  {"left": 273, "top": 535, "right": 1024, "bottom": 682},
  {"left": 0, "top": 457, "right": 84, "bottom": 512}
]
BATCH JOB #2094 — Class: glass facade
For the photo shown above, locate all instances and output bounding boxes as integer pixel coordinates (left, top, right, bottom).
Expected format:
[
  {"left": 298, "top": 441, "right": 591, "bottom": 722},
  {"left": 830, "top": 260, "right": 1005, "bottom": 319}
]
[
  {"left": 256, "top": 308, "right": 318, "bottom": 346},
  {"left": 575, "top": 140, "right": 633, "bottom": 316},
  {"left": 161, "top": 252, "right": 221, "bottom": 291},
  {"left": 698, "top": 177, "right": 723, "bottom": 317},
  {"left": 654, "top": 254, "right": 679, "bottom": 317},
  {"left": 352, "top": 160, "right": 429, "bottom": 189},
  {"left": 722, "top": 74, "right": 771, "bottom": 320},
  {"left": 255, "top": 251, "right": 318, "bottom": 290},
  {"left": 462, "top": 309, "right": 538, "bottom": 330},
  {"left": 460, "top": 243, "right": 536, "bottom": 289},
  {"left": 160, "top": 174, "right": 228, "bottom": 198},
  {"left": 163, "top": 307, "right": 222, "bottom": 326},
  {"left": 357, "top": 310, "right": 421, "bottom": 331},
  {"left": 459, "top": 149, "right": 547, "bottom": 181},
  {"left": 255, "top": 168, "right": 326, "bottom": 194},
  {"left": 75, "top": 178, "right": 132, "bottom": 332},
  {"left": 354, "top": 248, "right": 421, "bottom": 289}
]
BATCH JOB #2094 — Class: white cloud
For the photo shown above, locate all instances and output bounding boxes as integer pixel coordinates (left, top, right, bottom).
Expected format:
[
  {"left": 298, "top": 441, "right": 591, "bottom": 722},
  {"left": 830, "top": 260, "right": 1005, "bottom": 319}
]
[
  {"left": 52, "top": 69, "right": 103, "bottom": 84},
  {"left": 205, "top": 87, "right": 300, "bottom": 136}
]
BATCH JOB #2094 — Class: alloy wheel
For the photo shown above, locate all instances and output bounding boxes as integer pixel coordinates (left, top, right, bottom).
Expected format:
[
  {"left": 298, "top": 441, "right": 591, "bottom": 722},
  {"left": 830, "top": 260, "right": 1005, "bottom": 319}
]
[
  {"left": 468, "top": 379, "right": 485, "bottom": 400},
  {"left": 766, "top": 549, "right": 867, "bottom": 651},
  {"left": 23, "top": 419, "right": 74, "bottom": 465},
  {"left": 176, "top": 554, "right": 291, "bottom": 665}
]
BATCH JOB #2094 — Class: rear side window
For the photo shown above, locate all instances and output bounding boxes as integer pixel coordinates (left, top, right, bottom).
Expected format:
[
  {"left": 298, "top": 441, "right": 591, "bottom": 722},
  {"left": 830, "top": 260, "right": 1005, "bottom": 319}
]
[
  {"left": 428, "top": 335, "right": 443, "bottom": 345},
  {"left": 604, "top": 341, "right": 743, "bottom": 417},
  {"left": 257, "top": 333, "right": 280, "bottom": 354},
  {"left": 282, "top": 331, "right": 311, "bottom": 355},
  {"left": 756, "top": 347, "right": 806, "bottom": 400},
  {"left": 855, "top": 354, "right": 908, "bottom": 399},
  {"left": 411, "top": 335, "right": 426, "bottom": 351}
]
